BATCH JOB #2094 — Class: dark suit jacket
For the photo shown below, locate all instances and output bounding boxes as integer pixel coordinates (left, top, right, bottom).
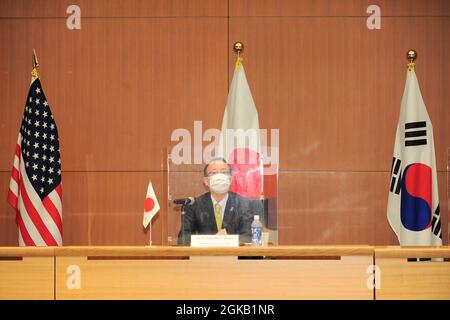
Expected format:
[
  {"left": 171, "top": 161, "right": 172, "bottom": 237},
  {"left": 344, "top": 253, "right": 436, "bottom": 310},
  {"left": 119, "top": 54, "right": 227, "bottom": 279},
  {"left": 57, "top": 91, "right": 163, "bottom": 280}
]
[{"left": 177, "top": 191, "right": 263, "bottom": 245}]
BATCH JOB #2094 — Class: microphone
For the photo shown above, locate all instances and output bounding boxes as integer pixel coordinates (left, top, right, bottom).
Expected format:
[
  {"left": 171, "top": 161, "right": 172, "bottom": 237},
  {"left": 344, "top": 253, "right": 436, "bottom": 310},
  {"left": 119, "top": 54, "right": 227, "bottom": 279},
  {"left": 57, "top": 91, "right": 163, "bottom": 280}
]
[{"left": 173, "top": 197, "right": 195, "bottom": 206}]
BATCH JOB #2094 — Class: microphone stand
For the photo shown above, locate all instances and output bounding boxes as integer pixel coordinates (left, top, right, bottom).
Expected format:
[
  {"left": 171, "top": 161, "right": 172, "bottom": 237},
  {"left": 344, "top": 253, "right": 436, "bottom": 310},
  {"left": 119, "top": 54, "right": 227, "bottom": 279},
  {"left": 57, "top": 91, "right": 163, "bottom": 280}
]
[
  {"left": 174, "top": 198, "right": 192, "bottom": 246},
  {"left": 180, "top": 202, "right": 186, "bottom": 246}
]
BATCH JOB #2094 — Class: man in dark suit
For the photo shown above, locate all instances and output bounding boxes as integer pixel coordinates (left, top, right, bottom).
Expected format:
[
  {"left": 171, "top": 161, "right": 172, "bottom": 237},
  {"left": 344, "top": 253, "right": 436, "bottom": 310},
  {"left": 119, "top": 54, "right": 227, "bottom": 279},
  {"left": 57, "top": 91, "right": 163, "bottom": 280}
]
[{"left": 177, "top": 158, "right": 263, "bottom": 245}]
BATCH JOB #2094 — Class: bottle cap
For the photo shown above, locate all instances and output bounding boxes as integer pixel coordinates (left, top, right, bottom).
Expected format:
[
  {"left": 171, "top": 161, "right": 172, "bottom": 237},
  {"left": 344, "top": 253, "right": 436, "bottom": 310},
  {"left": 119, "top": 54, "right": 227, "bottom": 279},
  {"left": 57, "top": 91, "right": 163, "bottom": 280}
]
[{"left": 254, "top": 215, "right": 259, "bottom": 220}]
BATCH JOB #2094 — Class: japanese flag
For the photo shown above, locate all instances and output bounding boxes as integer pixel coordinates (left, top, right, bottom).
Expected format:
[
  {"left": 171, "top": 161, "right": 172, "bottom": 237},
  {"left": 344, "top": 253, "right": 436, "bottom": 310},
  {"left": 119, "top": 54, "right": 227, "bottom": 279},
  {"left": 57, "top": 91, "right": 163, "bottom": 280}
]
[
  {"left": 217, "top": 58, "right": 263, "bottom": 199},
  {"left": 143, "top": 181, "right": 160, "bottom": 228}
]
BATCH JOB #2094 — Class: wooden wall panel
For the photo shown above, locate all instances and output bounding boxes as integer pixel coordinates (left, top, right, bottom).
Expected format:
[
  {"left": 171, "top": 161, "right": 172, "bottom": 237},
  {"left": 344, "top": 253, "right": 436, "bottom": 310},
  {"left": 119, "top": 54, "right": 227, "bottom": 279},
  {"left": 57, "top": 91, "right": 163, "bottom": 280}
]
[
  {"left": 228, "top": 1, "right": 450, "bottom": 245},
  {"left": 444, "top": 19, "right": 450, "bottom": 244},
  {"left": 229, "top": 0, "right": 450, "bottom": 17},
  {"left": 229, "top": 17, "right": 448, "bottom": 171},
  {"left": 64, "top": 171, "right": 167, "bottom": 245},
  {"left": 3, "top": 170, "right": 446, "bottom": 246},
  {"left": 278, "top": 171, "right": 384, "bottom": 245},
  {"left": 0, "top": 0, "right": 228, "bottom": 18},
  {"left": 277, "top": 171, "right": 448, "bottom": 245},
  {"left": 0, "top": 17, "right": 228, "bottom": 171},
  {"left": 1, "top": 0, "right": 449, "bottom": 246},
  {"left": 1, "top": 172, "right": 166, "bottom": 246},
  {"left": 0, "top": 173, "right": 18, "bottom": 246}
]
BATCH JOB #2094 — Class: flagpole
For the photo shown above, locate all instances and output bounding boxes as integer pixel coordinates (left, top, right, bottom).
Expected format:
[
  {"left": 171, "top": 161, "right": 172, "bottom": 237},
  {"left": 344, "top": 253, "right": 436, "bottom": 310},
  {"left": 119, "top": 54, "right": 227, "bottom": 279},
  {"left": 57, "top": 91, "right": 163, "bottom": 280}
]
[
  {"left": 406, "top": 49, "right": 419, "bottom": 262},
  {"left": 148, "top": 220, "right": 153, "bottom": 246}
]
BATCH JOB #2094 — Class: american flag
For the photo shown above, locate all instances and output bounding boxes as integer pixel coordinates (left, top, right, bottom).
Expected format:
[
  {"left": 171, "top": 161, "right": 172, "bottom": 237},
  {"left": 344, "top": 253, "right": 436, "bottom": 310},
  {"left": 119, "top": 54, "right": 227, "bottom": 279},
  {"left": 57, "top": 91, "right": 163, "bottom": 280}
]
[{"left": 7, "top": 77, "right": 62, "bottom": 246}]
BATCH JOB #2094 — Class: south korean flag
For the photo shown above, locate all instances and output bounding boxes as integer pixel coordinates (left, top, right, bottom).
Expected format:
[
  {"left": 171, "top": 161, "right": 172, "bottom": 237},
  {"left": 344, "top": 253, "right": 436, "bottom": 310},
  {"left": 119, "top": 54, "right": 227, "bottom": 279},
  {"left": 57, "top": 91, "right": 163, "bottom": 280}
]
[{"left": 387, "top": 68, "right": 442, "bottom": 246}]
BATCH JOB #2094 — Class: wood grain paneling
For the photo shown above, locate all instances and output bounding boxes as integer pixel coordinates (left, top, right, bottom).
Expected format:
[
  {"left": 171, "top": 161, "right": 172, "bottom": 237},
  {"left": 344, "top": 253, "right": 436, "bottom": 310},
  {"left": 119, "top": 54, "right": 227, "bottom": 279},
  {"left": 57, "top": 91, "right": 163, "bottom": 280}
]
[
  {"left": 375, "top": 246, "right": 450, "bottom": 258},
  {"left": 277, "top": 171, "right": 448, "bottom": 245},
  {"left": 2, "top": 169, "right": 446, "bottom": 246},
  {"left": 1, "top": 0, "right": 449, "bottom": 247},
  {"left": 376, "top": 256, "right": 450, "bottom": 300},
  {"left": 55, "top": 255, "right": 373, "bottom": 299},
  {"left": 0, "top": 0, "right": 228, "bottom": 18},
  {"left": 0, "top": 17, "right": 228, "bottom": 171},
  {"left": 229, "top": 17, "right": 449, "bottom": 171},
  {"left": 0, "top": 247, "right": 55, "bottom": 256},
  {"left": 444, "top": 19, "right": 450, "bottom": 244},
  {"left": 230, "top": 0, "right": 450, "bottom": 17},
  {"left": 63, "top": 171, "right": 165, "bottom": 245},
  {"left": 1, "top": 172, "right": 166, "bottom": 246},
  {"left": 49, "top": 245, "right": 374, "bottom": 256},
  {"left": 0, "top": 173, "right": 19, "bottom": 246},
  {"left": 0, "top": 257, "right": 54, "bottom": 300}
]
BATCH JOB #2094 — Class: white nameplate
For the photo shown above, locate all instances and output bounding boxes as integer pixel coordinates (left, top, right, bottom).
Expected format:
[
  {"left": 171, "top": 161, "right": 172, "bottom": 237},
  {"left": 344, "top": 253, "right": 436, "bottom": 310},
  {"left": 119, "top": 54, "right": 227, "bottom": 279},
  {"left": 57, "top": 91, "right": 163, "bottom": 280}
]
[{"left": 190, "top": 235, "right": 239, "bottom": 247}]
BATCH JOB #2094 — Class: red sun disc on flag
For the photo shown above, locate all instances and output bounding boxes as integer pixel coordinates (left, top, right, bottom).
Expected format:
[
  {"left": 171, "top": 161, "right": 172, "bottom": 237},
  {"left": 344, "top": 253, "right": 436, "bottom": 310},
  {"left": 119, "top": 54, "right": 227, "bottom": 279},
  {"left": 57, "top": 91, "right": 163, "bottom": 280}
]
[
  {"left": 229, "top": 148, "right": 262, "bottom": 199},
  {"left": 144, "top": 198, "right": 155, "bottom": 212}
]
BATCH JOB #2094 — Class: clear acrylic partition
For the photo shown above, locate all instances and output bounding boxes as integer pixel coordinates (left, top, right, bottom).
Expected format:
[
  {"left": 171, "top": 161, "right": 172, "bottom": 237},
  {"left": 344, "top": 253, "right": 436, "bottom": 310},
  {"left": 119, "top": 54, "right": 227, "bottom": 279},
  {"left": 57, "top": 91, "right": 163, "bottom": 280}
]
[
  {"left": 447, "top": 148, "right": 450, "bottom": 245},
  {"left": 166, "top": 158, "right": 206, "bottom": 245},
  {"left": 167, "top": 154, "right": 279, "bottom": 246}
]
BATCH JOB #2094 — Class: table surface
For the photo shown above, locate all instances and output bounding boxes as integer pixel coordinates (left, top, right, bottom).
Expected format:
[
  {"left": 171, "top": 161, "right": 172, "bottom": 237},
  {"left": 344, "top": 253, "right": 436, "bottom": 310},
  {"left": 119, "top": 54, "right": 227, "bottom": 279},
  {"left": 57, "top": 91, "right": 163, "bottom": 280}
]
[{"left": 0, "top": 245, "right": 449, "bottom": 257}]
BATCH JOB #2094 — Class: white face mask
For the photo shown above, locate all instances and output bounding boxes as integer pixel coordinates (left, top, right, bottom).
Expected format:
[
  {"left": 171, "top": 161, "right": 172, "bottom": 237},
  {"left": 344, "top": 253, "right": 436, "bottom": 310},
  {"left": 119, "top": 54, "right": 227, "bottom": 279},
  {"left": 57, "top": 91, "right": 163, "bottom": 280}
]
[{"left": 209, "top": 173, "right": 231, "bottom": 194}]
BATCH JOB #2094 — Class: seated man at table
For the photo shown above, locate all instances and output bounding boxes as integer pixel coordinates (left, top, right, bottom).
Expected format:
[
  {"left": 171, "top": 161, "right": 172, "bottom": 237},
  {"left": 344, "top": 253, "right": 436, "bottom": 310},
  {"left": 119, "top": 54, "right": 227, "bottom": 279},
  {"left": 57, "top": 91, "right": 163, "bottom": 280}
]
[{"left": 177, "top": 157, "right": 263, "bottom": 245}]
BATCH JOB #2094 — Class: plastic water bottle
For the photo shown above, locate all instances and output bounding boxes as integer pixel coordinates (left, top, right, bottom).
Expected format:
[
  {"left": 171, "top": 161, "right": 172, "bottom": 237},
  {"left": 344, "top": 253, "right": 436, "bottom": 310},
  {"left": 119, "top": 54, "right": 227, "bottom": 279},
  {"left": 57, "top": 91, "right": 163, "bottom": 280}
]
[{"left": 251, "top": 215, "right": 262, "bottom": 246}]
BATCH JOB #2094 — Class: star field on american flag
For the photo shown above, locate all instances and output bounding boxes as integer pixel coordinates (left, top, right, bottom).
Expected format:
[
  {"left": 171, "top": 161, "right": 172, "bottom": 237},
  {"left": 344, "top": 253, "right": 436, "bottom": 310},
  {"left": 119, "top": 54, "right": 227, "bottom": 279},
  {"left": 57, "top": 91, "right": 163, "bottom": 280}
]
[{"left": 19, "top": 79, "right": 61, "bottom": 199}]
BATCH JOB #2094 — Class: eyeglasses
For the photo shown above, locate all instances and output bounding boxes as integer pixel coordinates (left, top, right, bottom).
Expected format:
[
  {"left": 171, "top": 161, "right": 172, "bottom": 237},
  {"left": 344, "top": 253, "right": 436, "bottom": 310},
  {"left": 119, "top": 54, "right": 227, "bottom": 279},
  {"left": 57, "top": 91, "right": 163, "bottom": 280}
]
[{"left": 207, "top": 170, "right": 231, "bottom": 177}]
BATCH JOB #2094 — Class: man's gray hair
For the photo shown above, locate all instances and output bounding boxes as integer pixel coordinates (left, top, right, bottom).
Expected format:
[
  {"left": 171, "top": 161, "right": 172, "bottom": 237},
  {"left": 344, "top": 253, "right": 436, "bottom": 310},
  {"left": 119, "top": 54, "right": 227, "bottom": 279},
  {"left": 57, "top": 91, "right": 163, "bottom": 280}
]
[{"left": 203, "top": 157, "right": 233, "bottom": 177}]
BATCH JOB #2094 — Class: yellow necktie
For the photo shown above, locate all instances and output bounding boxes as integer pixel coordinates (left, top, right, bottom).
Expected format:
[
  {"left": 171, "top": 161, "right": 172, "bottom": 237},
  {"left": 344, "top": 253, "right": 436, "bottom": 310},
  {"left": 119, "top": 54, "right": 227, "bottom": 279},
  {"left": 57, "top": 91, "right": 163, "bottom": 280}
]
[{"left": 214, "top": 203, "right": 222, "bottom": 231}]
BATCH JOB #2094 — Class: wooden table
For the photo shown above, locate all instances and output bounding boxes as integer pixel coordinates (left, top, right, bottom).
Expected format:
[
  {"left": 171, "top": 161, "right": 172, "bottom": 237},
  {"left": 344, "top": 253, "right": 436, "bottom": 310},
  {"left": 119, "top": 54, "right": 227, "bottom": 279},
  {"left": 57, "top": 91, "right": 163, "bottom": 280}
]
[
  {"left": 375, "top": 247, "right": 450, "bottom": 300},
  {"left": 0, "top": 245, "right": 374, "bottom": 300},
  {"left": 2, "top": 245, "right": 450, "bottom": 300}
]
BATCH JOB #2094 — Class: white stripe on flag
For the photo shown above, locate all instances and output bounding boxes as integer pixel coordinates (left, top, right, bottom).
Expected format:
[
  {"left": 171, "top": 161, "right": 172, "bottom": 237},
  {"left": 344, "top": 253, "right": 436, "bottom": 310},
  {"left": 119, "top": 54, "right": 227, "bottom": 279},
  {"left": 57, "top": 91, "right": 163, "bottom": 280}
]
[
  {"left": 48, "top": 190, "right": 63, "bottom": 221},
  {"left": 18, "top": 195, "right": 46, "bottom": 246},
  {"left": 19, "top": 159, "right": 62, "bottom": 245},
  {"left": 14, "top": 135, "right": 21, "bottom": 168},
  {"left": 18, "top": 231, "right": 25, "bottom": 247},
  {"left": 13, "top": 154, "right": 20, "bottom": 170},
  {"left": 9, "top": 178, "right": 19, "bottom": 197}
]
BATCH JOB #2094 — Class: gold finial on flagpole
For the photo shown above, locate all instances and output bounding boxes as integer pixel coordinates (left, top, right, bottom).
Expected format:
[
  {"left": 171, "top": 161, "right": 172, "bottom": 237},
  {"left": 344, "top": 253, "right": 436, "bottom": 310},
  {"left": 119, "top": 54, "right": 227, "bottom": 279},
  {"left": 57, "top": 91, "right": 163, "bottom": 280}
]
[
  {"left": 407, "top": 49, "right": 417, "bottom": 71},
  {"left": 233, "top": 41, "right": 244, "bottom": 68},
  {"left": 31, "top": 48, "right": 40, "bottom": 78},
  {"left": 233, "top": 41, "right": 244, "bottom": 57}
]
